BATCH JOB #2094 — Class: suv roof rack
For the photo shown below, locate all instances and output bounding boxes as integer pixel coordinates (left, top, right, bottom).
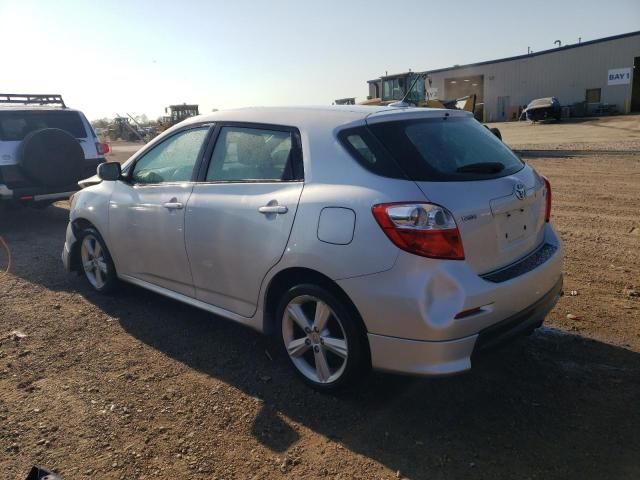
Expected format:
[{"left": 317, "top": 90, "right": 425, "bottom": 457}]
[{"left": 0, "top": 93, "right": 66, "bottom": 108}]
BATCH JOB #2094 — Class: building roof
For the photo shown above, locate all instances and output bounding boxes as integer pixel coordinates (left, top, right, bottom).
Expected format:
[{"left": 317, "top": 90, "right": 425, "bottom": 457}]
[{"left": 368, "top": 30, "right": 640, "bottom": 82}]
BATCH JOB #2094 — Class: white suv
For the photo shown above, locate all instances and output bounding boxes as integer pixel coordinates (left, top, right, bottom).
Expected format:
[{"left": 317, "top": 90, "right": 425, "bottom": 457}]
[
  {"left": 0, "top": 94, "right": 108, "bottom": 208},
  {"left": 63, "top": 106, "right": 563, "bottom": 390}
]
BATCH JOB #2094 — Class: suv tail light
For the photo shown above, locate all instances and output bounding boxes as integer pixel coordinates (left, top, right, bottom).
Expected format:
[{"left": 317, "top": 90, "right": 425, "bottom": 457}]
[
  {"left": 372, "top": 202, "right": 465, "bottom": 260},
  {"left": 542, "top": 176, "right": 552, "bottom": 222},
  {"left": 96, "top": 142, "right": 111, "bottom": 155}
]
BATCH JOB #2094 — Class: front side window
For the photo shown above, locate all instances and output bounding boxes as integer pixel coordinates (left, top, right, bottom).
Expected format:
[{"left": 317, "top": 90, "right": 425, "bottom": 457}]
[
  {"left": 206, "top": 126, "right": 302, "bottom": 182},
  {"left": 131, "top": 127, "right": 209, "bottom": 184}
]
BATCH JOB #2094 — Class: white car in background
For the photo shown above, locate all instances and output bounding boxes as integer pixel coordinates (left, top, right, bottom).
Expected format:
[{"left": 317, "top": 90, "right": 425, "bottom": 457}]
[
  {"left": 0, "top": 94, "right": 108, "bottom": 208},
  {"left": 63, "top": 106, "right": 563, "bottom": 390}
]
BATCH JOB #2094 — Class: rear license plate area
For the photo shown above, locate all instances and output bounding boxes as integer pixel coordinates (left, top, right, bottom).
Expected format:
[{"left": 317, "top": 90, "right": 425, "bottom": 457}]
[{"left": 499, "top": 208, "right": 532, "bottom": 243}]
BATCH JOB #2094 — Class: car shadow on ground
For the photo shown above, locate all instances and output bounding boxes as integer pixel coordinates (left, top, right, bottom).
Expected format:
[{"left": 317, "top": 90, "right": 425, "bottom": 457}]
[
  {"left": 2, "top": 205, "right": 640, "bottom": 479},
  {"left": 86, "top": 285, "right": 640, "bottom": 479}
]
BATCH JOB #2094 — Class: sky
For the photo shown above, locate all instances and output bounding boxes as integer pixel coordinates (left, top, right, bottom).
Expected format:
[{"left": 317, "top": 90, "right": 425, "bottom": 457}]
[{"left": 1, "top": 0, "right": 638, "bottom": 120}]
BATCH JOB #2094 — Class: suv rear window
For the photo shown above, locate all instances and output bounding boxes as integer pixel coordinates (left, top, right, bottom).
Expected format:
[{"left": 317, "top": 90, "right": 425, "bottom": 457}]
[
  {"left": 0, "top": 110, "right": 87, "bottom": 141},
  {"left": 367, "top": 116, "right": 524, "bottom": 181}
]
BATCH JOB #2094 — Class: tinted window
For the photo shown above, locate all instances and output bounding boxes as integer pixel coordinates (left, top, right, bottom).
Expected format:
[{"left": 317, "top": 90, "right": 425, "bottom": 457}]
[
  {"left": 346, "top": 134, "right": 377, "bottom": 164},
  {"left": 132, "top": 127, "right": 209, "bottom": 184},
  {"left": 0, "top": 110, "right": 86, "bottom": 140},
  {"left": 206, "top": 126, "right": 302, "bottom": 182},
  {"left": 338, "top": 126, "right": 405, "bottom": 178},
  {"left": 368, "top": 117, "right": 524, "bottom": 181}
]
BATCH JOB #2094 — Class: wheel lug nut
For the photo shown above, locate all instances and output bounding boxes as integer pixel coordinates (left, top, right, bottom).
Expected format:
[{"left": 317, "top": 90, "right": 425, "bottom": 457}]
[
  {"left": 314, "top": 346, "right": 320, "bottom": 353},
  {"left": 304, "top": 327, "right": 311, "bottom": 333},
  {"left": 313, "top": 327, "right": 319, "bottom": 333},
  {"left": 320, "top": 338, "right": 324, "bottom": 344},
  {"left": 305, "top": 339, "right": 311, "bottom": 345}
]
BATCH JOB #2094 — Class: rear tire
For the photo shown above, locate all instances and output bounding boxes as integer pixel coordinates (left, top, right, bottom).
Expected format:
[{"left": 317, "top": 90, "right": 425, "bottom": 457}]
[
  {"left": 77, "top": 228, "right": 118, "bottom": 293},
  {"left": 276, "top": 283, "right": 370, "bottom": 391}
]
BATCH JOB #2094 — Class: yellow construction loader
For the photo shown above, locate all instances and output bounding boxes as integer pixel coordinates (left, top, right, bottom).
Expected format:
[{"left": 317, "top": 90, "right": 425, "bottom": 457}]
[
  {"left": 360, "top": 94, "right": 476, "bottom": 113},
  {"left": 358, "top": 73, "right": 501, "bottom": 139},
  {"left": 360, "top": 93, "right": 501, "bottom": 140}
]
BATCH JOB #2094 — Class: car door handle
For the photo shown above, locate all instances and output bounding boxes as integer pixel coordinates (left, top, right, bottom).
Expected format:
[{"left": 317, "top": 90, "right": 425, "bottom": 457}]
[
  {"left": 163, "top": 202, "right": 184, "bottom": 210},
  {"left": 258, "top": 205, "right": 288, "bottom": 214}
]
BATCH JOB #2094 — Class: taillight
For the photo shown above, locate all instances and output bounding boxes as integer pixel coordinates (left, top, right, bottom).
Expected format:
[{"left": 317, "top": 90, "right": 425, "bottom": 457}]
[
  {"left": 372, "top": 202, "right": 465, "bottom": 260},
  {"left": 542, "top": 176, "right": 552, "bottom": 222},
  {"left": 96, "top": 142, "right": 111, "bottom": 155}
]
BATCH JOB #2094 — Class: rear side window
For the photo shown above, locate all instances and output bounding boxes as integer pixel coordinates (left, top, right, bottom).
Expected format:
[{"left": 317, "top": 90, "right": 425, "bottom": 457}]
[
  {"left": 0, "top": 111, "right": 87, "bottom": 140},
  {"left": 206, "top": 126, "right": 303, "bottom": 182},
  {"left": 368, "top": 117, "right": 524, "bottom": 181},
  {"left": 338, "top": 126, "right": 406, "bottom": 178}
]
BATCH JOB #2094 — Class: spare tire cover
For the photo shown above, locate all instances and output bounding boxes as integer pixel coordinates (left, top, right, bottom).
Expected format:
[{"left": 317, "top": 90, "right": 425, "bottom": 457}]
[{"left": 18, "top": 128, "right": 85, "bottom": 188}]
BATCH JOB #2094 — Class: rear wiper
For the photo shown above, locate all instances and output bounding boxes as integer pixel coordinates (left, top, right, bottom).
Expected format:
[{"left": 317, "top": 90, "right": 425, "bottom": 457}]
[{"left": 456, "top": 162, "right": 505, "bottom": 173}]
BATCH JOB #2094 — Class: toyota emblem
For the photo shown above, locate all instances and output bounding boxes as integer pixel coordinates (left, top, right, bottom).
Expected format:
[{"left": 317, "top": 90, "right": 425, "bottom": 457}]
[{"left": 514, "top": 183, "right": 527, "bottom": 200}]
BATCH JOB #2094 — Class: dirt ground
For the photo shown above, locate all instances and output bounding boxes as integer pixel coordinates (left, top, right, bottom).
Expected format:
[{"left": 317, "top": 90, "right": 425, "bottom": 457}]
[
  {"left": 106, "top": 141, "right": 142, "bottom": 164},
  {"left": 486, "top": 114, "right": 640, "bottom": 151},
  {"left": 1, "top": 123, "right": 639, "bottom": 479}
]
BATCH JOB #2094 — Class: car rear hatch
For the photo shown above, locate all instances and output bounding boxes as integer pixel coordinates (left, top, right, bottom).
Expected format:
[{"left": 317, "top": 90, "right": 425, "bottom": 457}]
[{"left": 366, "top": 110, "right": 547, "bottom": 274}]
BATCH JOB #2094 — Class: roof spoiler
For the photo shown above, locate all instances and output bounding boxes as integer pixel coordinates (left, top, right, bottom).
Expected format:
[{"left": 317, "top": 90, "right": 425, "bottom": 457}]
[{"left": 0, "top": 93, "right": 66, "bottom": 108}]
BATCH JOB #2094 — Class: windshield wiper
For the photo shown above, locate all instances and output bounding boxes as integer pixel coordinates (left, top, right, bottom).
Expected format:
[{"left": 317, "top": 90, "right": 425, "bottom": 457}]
[{"left": 456, "top": 162, "right": 505, "bottom": 173}]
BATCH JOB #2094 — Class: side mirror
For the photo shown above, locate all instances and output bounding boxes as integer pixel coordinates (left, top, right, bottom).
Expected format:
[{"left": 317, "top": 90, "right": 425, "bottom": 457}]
[{"left": 97, "top": 161, "right": 121, "bottom": 181}]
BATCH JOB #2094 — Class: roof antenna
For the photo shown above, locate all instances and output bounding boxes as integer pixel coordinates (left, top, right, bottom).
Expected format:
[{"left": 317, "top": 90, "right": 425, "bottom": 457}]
[
  {"left": 389, "top": 73, "right": 427, "bottom": 108},
  {"left": 554, "top": 40, "right": 561, "bottom": 47}
]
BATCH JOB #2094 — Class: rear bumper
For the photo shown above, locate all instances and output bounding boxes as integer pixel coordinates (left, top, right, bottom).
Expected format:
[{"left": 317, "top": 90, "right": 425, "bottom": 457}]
[
  {"left": 0, "top": 159, "right": 104, "bottom": 202},
  {"left": 337, "top": 223, "right": 564, "bottom": 375},
  {"left": 368, "top": 276, "right": 563, "bottom": 376},
  {"left": 472, "top": 275, "right": 562, "bottom": 355},
  {"left": 338, "top": 223, "right": 563, "bottom": 342},
  {"left": 0, "top": 184, "right": 78, "bottom": 203}
]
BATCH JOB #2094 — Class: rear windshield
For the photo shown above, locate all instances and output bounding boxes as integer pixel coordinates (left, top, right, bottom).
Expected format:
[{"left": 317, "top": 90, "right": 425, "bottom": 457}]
[
  {"left": 0, "top": 110, "right": 87, "bottom": 141},
  {"left": 366, "top": 116, "right": 524, "bottom": 181}
]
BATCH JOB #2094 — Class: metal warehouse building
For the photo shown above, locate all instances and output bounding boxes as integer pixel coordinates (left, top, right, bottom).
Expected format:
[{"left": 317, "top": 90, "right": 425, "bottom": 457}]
[{"left": 366, "top": 31, "right": 640, "bottom": 122}]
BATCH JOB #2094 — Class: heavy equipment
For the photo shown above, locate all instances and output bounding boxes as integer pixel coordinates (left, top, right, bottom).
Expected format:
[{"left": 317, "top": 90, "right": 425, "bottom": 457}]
[
  {"left": 108, "top": 116, "right": 143, "bottom": 142},
  {"left": 158, "top": 104, "right": 200, "bottom": 131},
  {"left": 360, "top": 72, "right": 500, "bottom": 139}
]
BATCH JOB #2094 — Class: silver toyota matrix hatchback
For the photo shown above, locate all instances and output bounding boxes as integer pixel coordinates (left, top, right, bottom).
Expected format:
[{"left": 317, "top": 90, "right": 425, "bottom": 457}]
[{"left": 63, "top": 106, "right": 563, "bottom": 390}]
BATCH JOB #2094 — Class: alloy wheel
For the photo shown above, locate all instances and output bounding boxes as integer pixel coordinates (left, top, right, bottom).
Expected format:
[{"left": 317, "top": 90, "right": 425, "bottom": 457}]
[
  {"left": 282, "top": 295, "right": 349, "bottom": 384},
  {"left": 80, "top": 234, "right": 109, "bottom": 290}
]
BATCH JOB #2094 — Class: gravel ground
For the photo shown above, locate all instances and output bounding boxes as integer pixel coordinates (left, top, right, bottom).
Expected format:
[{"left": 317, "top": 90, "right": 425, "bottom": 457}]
[
  {"left": 0, "top": 147, "right": 639, "bottom": 479},
  {"left": 486, "top": 114, "right": 640, "bottom": 151}
]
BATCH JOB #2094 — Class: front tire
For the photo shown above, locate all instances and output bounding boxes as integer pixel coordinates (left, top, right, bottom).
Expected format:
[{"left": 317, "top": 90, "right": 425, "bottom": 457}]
[
  {"left": 277, "top": 284, "right": 370, "bottom": 391},
  {"left": 78, "top": 228, "right": 117, "bottom": 293}
]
